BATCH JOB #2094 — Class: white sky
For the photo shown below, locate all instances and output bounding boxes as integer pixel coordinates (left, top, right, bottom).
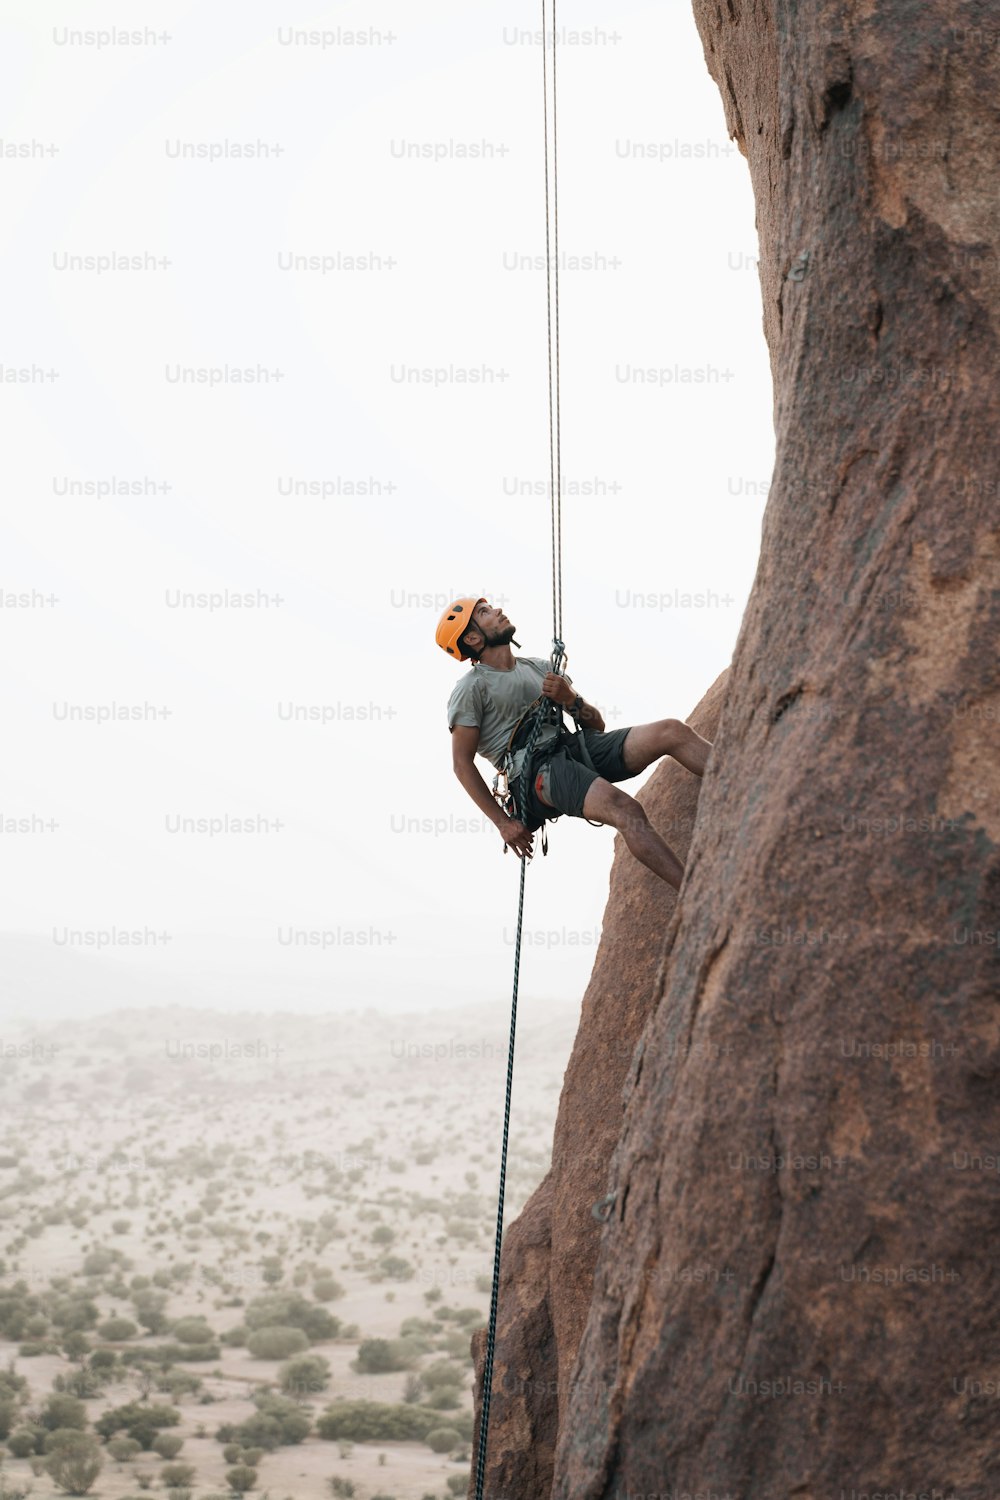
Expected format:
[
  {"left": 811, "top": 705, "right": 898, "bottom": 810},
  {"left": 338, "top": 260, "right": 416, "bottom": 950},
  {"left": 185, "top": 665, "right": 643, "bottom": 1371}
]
[{"left": 1, "top": 0, "right": 773, "bottom": 1018}]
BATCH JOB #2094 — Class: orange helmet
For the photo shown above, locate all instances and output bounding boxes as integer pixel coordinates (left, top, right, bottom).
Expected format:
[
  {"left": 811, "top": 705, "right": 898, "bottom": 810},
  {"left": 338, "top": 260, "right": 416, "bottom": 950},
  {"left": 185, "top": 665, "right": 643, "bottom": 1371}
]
[{"left": 436, "top": 596, "right": 487, "bottom": 661}]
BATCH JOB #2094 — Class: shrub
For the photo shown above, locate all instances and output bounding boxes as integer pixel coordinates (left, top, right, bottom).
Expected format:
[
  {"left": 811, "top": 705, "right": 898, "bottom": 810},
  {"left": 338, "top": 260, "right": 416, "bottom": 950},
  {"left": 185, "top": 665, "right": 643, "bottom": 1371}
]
[
  {"left": 98, "top": 1317, "right": 137, "bottom": 1341},
  {"left": 244, "top": 1292, "right": 339, "bottom": 1342},
  {"left": 122, "top": 1341, "right": 219, "bottom": 1365},
  {"left": 446, "top": 1476, "right": 470, "bottom": 1496},
  {"left": 0, "top": 1401, "right": 17, "bottom": 1441},
  {"left": 352, "top": 1338, "right": 418, "bottom": 1375},
  {"left": 375, "top": 1256, "right": 414, "bottom": 1281},
  {"left": 279, "top": 1353, "right": 331, "bottom": 1397},
  {"left": 225, "top": 1464, "right": 257, "bottom": 1493},
  {"left": 95, "top": 1401, "right": 180, "bottom": 1448},
  {"left": 7, "top": 1427, "right": 40, "bottom": 1458},
  {"left": 171, "top": 1317, "right": 214, "bottom": 1345},
  {"left": 40, "top": 1395, "right": 87, "bottom": 1432},
  {"left": 82, "top": 1250, "right": 114, "bottom": 1277},
  {"left": 44, "top": 1429, "right": 103, "bottom": 1494},
  {"left": 315, "top": 1402, "right": 438, "bottom": 1443},
  {"left": 329, "top": 1482, "right": 357, "bottom": 1498},
  {"left": 242, "top": 1393, "right": 311, "bottom": 1448},
  {"left": 313, "top": 1276, "right": 344, "bottom": 1302},
  {"left": 160, "top": 1462, "right": 196, "bottom": 1485},
  {"left": 152, "top": 1432, "right": 184, "bottom": 1458},
  {"left": 108, "top": 1435, "right": 142, "bottom": 1462},
  {"left": 246, "top": 1325, "right": 309, "bottom": 1361},
  {"left": 56, "top": 1367, "right": 103, "bottom": 1400},
  {"left": 131, "top": 1290, "right": 169, "bottom": 1335},
  {"left": 420, "top": 1359, "right": 463, "bottom": 1392},
  {"left": 425, "top": 1426, "right": 461, "bottom": 1454}
]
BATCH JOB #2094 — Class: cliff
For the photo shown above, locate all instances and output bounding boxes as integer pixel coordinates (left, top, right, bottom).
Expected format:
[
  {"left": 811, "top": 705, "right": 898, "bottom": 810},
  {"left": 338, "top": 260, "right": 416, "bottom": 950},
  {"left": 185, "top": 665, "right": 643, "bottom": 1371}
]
[{"left": 472, "top": 0, "right": 1000, "bottom": 1494}]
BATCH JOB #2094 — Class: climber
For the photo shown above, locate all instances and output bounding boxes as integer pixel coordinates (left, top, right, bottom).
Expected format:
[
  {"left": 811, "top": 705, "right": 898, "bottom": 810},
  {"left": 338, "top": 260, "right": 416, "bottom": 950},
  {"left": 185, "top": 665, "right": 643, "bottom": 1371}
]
[{"left": 437, "top": 596, "right": 712, "bottom": 891}]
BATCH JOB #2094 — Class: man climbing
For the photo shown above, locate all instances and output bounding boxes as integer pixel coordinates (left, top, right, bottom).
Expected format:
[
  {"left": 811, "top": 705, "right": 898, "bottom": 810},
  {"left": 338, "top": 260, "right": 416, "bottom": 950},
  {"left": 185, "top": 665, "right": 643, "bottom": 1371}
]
[{"left": 437, "top": 595, "right": 712, "bottom": 891}]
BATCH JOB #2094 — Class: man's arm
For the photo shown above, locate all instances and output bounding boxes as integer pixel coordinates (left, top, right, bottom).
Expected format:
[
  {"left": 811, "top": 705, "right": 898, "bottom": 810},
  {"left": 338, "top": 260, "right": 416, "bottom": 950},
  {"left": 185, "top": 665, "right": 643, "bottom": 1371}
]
[
  {"left": 571, "top": 695, "right": 606, "bottom": 732},
  {"left": 540, "top": 673, "right": 606, "bottom": 731},
  {"left": 451, "top": 724, "right": 534, "bottom": 857}
]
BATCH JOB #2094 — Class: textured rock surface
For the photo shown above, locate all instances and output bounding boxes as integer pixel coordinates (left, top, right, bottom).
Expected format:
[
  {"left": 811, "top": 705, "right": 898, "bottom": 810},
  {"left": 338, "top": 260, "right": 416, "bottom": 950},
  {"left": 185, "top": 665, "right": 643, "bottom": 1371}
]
[
  {"left": 470, "top": 673, "right": 728, "bottom": 1496},
  {"left": 474, "top": 1, "right": 1000, "bottom": 1495}
]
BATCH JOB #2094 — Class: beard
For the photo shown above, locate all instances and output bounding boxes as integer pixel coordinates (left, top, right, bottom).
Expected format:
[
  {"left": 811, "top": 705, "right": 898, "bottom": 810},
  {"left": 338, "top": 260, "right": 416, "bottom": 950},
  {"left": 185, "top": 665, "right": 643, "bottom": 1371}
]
[{"left": 481, "top": 624, "right": 517, "bottom": 648}]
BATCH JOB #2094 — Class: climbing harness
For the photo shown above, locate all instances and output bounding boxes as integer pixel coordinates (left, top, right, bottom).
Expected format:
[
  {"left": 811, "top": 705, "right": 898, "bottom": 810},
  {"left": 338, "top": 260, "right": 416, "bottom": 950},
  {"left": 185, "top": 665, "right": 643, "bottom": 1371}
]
[
  {"left": 474, "top": 4, "right": 580, "bottom": 1495},
  {"left": 489, "top": 650, "right": 602, "bottom": 857}
]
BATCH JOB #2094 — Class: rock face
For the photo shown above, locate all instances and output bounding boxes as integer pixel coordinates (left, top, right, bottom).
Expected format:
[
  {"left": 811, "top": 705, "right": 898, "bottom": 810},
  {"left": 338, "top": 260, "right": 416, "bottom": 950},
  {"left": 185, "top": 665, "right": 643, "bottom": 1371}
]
[
  {"left": 473, "top": 1, "right": 1000, "bottom": 1495},
  {"left": 470, "top": 672, "right": 729, "bottom": 1495}
]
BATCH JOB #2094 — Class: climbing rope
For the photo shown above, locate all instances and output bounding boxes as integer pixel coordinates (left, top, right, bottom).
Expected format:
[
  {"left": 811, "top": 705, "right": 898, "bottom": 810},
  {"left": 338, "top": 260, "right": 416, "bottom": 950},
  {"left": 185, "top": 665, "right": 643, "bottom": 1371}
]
[
  {"left": 473, "top": 6, "right": 565, "bottom": 1496},
  {"left": 542, "top": 0, "right": 563, "bottom": 646}
]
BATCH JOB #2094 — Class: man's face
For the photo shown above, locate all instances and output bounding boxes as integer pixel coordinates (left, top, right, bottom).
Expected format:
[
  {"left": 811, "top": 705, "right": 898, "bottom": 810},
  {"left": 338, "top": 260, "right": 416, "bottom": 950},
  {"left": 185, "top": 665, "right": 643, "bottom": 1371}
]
[{"left": 468, "top": 599, "right": 515, "bottom": 652}]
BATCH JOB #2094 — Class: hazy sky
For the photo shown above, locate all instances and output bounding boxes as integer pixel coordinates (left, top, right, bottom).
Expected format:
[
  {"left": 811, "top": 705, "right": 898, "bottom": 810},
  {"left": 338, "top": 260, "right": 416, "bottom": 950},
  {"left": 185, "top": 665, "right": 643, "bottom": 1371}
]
[{"left": 3, "top": 0, "right": 773, "bottom": 1018}]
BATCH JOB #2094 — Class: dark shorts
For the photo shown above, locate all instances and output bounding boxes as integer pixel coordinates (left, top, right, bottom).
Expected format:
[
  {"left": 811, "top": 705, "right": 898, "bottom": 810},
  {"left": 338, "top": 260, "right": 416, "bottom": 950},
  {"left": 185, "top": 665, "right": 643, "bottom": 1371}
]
[{"left": 511, "top": 724, "right": 634, "bottom": 829}]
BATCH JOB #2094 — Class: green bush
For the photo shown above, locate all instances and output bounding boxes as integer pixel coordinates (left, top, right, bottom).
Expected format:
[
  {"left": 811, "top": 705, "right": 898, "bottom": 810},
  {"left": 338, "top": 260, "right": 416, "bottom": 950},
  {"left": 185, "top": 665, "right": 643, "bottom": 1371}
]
[
  {"left": 95, "top": 1400, "right": 180, "bottom": 1448},
  {"left": 225, "top": 1464, "right": 257, "bottom": 1493},
  {"left": 152, "top": 1432, "right": 184, "bottom": 1458},
  {"left": 352, "top": 1338, "right": 419, "bottom": 1375},
  {"left": 107, "top": 1435, "right": 142, "bottom": 1462},
  {"left": 446, "top": 1475, "right": 470, "bottom": 1496},
  {"left": 171, "top": 1317, "right": 214, "bottom": 1345},
  {"left": 218, "top": 1392, "right": 312, "bottom": 1451},
  {"left": 7, "top": 1426, "right": 41, "bottom": 1458},
  {"left": 0, "top": 1400, "right": 18, "bottom": 1440},
  {"left": 82, "top": 1250, "right": 114, "bottom": 1277},
  {"left": 279, "top": 1353, "right": 331, "bottom": 1396},
  {"left": 44, "top": 1429, "right": 103, "bottom": 1494},
  {"left": 243, "top": 1291, "right": 339, "bottom": 1342},
  {"left": 247, "top": 1325, "right": 309, "bottom": 1360},
  {"left": 425, "top": 1426, "right": 461, "bottom": 1454},
  {"left": 375, "top": 1256, "right": 414, "bottom": 1281},
  {"left": 98, "top": 1317, "right": 137, "bottom": 1341},
  {"left": 160, "top": 1462, "right": 196, "bottom": 1486},
  {"left": 40, "top": 1395, "right": 87, "bottom": 1432},
  {"left": 313, "top": 1276, "right": 344, "bottom": 1302},
  {"left": 122, "top": 1341, "right": 219, "bottom": 1365},
  {"left": 316, "top": 1402, "right": 438, "bottom": 1443},
  {"left": 420, "top": 1359, "right": 463, "bottom": 1392}
]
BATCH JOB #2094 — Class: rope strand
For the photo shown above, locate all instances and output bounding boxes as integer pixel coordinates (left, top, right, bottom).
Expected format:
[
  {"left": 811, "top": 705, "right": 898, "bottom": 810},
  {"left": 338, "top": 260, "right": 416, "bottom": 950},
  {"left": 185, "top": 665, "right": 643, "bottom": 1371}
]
[{"left": 474, "top": 9, "right": 564, "bottom": 1495}]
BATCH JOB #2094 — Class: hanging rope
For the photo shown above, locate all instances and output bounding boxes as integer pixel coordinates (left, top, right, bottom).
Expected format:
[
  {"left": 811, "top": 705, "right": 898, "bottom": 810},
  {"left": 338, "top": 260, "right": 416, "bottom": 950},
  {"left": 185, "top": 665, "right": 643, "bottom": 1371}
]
[
  {"left": 474, "top": 7, "right": 569, "bottom": 1496},
  {"left": 542, "top": 0, "right": 563, "bottom": 646}
]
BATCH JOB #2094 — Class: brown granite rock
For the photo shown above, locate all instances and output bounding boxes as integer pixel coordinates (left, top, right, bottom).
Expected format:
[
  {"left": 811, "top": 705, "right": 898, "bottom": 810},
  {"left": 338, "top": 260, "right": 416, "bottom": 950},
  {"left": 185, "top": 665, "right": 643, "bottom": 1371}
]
[
  {"left": 549, "top": 1, "right": 1000, "bottom": 1496},
  {"left": 475, "top": 1, "right": 999, "bottom": 1495},
  {"left": 470, "top": 672, "right": 729, "bottom": 1496}
]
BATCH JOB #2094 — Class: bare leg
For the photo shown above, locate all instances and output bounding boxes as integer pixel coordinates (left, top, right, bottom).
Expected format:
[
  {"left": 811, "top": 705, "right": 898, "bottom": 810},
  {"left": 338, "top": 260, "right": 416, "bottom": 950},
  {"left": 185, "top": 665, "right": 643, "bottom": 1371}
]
[
  {"left": 581, "top": 779, "right": 686, "bottom": 890},
  {"left": 622, "top": 718, "right": 712, "bottom": 778}
]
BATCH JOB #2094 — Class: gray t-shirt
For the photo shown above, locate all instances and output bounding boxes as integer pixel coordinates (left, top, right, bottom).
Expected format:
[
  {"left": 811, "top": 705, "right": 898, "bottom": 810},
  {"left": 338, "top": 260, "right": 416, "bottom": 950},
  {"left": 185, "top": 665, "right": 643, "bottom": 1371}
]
[{"left": 447, "top": 656, "right": 574, "bottom": 770}]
